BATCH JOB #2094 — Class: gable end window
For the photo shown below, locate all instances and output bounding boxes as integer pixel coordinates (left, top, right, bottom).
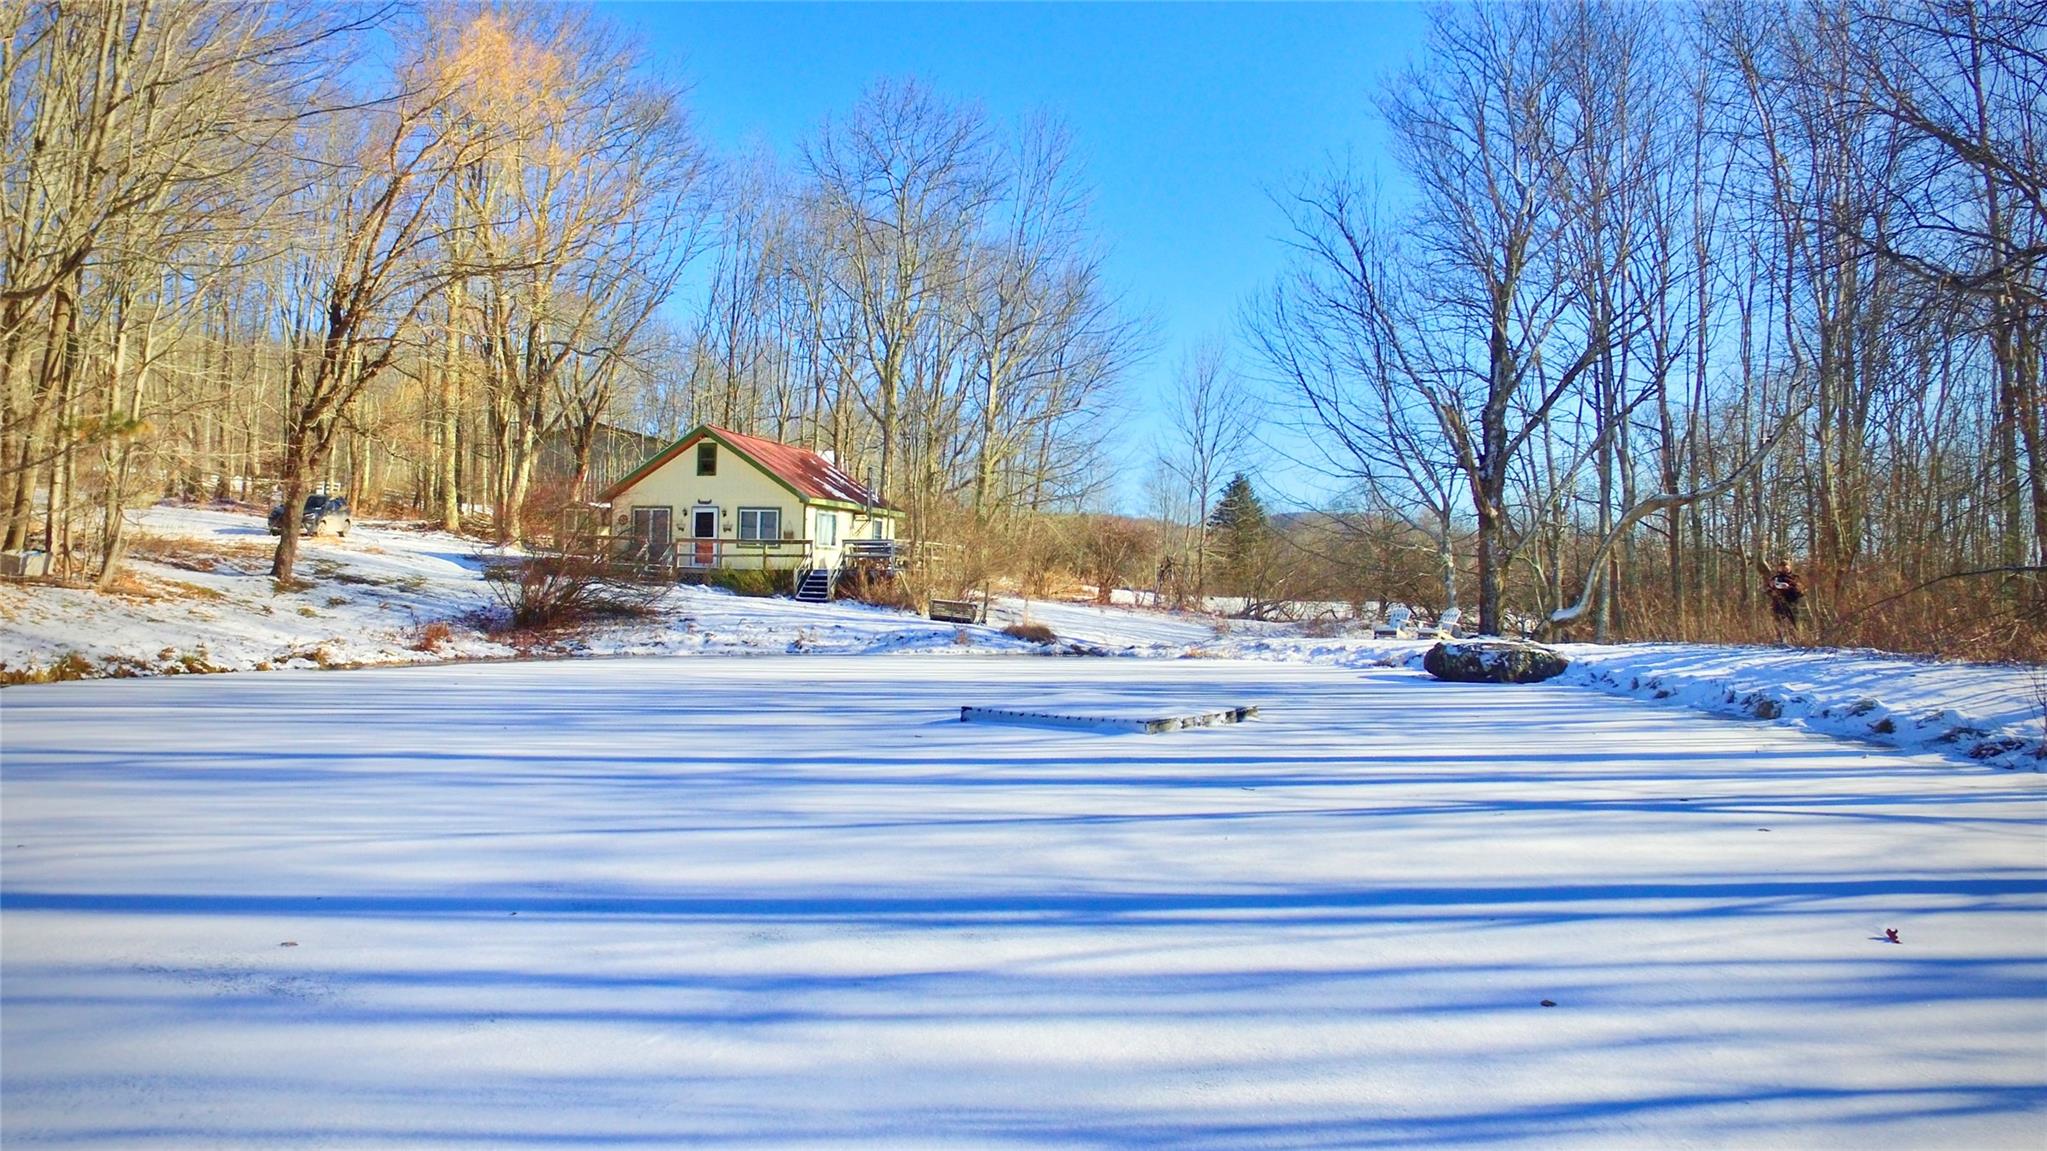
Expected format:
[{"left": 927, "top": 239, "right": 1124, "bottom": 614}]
[
  {"left": 738, "top": 507, "right": 781, "bottom": 541},
  {"left": 696, "top": 442, "right": 717, "bottom": 476}
]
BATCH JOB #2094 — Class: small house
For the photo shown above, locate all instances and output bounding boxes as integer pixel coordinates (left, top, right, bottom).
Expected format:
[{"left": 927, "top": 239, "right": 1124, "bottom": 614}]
[{"left": 597, "top": 425, "right": 900, "bottom": 593}]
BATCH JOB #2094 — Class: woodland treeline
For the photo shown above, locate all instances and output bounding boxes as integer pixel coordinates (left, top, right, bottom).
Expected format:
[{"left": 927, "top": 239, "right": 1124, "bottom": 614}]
[
  {"left": 3, "top": 1, "right": 2042, "bottom": 660},
  {"left": 1238, "top": 0, "right": 2044, "bottom": 658},
  {"left": 1, "top": 1, "right": 1137, "bottom": 586}
]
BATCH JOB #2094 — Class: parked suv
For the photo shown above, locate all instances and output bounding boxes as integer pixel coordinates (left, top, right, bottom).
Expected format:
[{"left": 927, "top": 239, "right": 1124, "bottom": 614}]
[{"left": 268, "top": 493, "right": 352, "bottom": 538}]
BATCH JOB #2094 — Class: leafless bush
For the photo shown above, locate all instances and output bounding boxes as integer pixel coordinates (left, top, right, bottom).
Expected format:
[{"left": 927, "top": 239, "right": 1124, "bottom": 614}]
[
  {"left": 411, "top": 621, "right": 454, "bottom": 652},
  {"left": 483, "top": 554, "right": 667, "bottom": 632},
  {"left": 838, "top": 564, "right": 918, "bottom": 611},
  {"left": 1300, "top": 615, "right": 1347, "bottom": 638},
  {"left": 1067, "top": 515, "right": 1159, "bottom": 605},
  {"left": 1002, "top": 622, "right": 1057, "bottom": 645}
]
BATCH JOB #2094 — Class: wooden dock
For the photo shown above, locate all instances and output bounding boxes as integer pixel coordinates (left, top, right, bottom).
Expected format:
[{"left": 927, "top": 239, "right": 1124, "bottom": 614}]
[{"left": 959, "top": 704, "right": 1258, "bottom": 734}]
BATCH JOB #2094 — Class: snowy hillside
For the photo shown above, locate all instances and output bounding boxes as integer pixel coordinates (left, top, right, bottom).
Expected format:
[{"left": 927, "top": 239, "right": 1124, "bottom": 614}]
[{"left": 0, "top": 503, "right": 2041, "bottom": 769}]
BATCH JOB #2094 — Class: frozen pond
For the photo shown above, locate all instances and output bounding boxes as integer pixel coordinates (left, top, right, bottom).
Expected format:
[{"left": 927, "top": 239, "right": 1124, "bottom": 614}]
[{"left": 3, "top": 656, "right": 2044, "bottom": 1148}]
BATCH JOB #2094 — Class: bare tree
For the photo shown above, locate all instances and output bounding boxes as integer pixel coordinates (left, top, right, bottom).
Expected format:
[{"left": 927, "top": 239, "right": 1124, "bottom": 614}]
[
  {"left": 1253, "top": 173, "right": 1467, "bottom": 616},
  {"left": 1157, "top": 339, "right": 1254, "bottom": 605},
  {"left": 269, "top": 35, "right": 492, "bottom": 582}
]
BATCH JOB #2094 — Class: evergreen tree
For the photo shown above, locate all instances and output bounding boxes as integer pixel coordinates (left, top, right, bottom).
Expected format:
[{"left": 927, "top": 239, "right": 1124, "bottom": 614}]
[{"left": 1207, "top": 473, "right": 1272, "bottom": 599}]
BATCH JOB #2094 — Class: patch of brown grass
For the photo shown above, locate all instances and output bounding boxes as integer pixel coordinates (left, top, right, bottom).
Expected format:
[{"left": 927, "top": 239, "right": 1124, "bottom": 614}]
[
  {"left": 1002, "top": 622, "right": 1058, "bottom": 645},
  {"left": 88, "top": 570, "right": 169, "bottom": 600},
  {"left": 0, "top": 651, "right": 94, "bottom": 686},
  {"left": 279, "top": 644, "right": 342, "bottom": 668},
  {"left": 126, "top": 532, "right": 269, "bottom": 573},
  {"left": 142, "top": 576, "right": 228, "bottom": 602},
  {"left": 411, "top": 621, "right": 454, "bottom": 652}
]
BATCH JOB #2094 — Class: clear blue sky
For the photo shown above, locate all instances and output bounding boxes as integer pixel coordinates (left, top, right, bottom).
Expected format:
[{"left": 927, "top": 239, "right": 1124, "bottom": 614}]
[{"left": 601, "top": 1, "right": 1427, "bottom": 510}]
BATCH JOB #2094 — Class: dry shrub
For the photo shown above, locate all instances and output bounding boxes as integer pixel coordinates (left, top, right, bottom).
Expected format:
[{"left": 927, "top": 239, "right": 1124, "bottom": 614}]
[
  {"left": 151, "top": 647, "right": 223, "bottom": 675},
  {"left": 175, "top": 649, "right": 223, "bottom": 674},
  {"left": 517, "top": 477, "right": 592, "bottom": 553},
  {"left": 279, "top": 645, "right": 343, "bottom": 668},
  {"left": 953, "top": 627, "right": 973, "bottom": 646},
  {"left": 483, "top": 554, "right": 666, "bottom": 632},
  {"left": 1612, "top": 564, "right": 2047, "bottom": 664},
  {"left": 704, "top": 567, "right": 789, "bottom": 597},
  {"left": 1002, "top": 622, "right": 1057, "bottom": 645},
  {"left": 1821, "top": 573, "right": 2047, "bottom": 664},
  {"left": 412, "top": 621, "right": 454, "bottom": 652},
  {"left": 0, "top": 651, "right": 94, "bottom": 685},
  {"left": 838, "top": 564, "right": 918, "bottom": 611},
  {"left": 1300, "top": 615, "right": 1347, "bottom": 638}
]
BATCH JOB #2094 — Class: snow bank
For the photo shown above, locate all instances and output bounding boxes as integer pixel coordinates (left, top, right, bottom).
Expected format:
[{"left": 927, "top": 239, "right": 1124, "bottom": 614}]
[{"left": 1558, "top": 643, "right": 2047, "bottom": 770}]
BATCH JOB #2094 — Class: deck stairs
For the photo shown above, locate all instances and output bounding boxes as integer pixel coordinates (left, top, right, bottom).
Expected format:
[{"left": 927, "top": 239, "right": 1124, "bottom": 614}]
[{"left": 795, "top": 567, "right": 835, "bottom": 603}]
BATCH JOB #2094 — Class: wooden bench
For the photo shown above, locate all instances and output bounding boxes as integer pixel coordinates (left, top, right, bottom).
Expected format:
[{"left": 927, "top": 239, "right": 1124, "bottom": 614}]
[{"left": 928, "top": 598, "right": 984, "bottom": 625}]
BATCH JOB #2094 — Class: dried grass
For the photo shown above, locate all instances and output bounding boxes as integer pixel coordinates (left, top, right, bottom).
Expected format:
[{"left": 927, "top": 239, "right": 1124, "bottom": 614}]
[
  {"left": 411, "top": 621, "right": 454, "bottom": 652},
  {"left": 125, "top": 532, "right": 269, "bottom": 573},
  {"left": 837, "top": 565, "right": 918, "bottom": 611}
]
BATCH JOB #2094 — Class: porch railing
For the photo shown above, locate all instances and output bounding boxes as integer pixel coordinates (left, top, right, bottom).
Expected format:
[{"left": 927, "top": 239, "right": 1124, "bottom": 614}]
[{"left": 614, "top": 537, "right": 817, "bottom": 580}]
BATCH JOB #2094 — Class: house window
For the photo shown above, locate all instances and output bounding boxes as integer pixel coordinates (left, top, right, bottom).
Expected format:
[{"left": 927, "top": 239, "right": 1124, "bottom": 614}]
[
  {"left": 696, "top": 441, "right": 717, "bottom": 476},
  {"left": 629, "top": 506, "right": 672, "bottom": 562},
  {"left": 738, "top": 507, "right": 780, "bottom": 541},
  {"left": 816, "top": 510, "right": 837, "bottom": 546}
]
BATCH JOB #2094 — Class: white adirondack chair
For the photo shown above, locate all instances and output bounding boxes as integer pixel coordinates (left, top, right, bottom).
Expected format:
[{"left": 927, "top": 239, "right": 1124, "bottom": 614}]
[{"left": 1372, "top": 604, "right": 1414, "bottom": 639}]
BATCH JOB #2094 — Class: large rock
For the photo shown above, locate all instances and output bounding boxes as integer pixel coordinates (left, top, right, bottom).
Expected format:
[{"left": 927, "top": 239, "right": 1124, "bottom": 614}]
[{"left": 1423, "top": 639, "right": 1569, "bottom": 684}]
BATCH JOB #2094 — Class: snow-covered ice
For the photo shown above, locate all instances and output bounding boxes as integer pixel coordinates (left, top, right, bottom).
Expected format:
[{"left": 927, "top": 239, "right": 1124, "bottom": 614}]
[{"left": 3, "top": 656, "right": 2043, "bottom": 1148}]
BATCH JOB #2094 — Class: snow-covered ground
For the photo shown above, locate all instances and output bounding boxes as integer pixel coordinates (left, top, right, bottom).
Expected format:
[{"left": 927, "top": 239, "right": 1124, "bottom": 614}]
[
  {"left": 3, "top": 656, "right": 2043, "bottom": 1148},
  {"left": 0, "top": 505, "right": 1047, "bottom": 672},
  {"left": 0, "top": 503, "right": 2041, "bottom": 768}
]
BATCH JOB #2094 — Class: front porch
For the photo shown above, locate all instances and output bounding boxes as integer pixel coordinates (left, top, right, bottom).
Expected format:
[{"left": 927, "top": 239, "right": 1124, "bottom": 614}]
[{"left": 611, "top": 536, "right": 904, "bottom": 599}]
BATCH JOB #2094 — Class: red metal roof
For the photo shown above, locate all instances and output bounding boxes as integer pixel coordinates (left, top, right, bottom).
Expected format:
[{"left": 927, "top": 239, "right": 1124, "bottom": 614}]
[
  {"left": 599, "top": 424, "right": 892, "bottom": 511},
  {"left": 711, "top": 426, "right": 887, "bottom": 507}
]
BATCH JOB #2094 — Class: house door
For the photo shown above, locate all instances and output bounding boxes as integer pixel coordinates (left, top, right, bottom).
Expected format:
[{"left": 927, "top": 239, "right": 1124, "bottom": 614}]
[
  {"left": 692, "top": 507, "right": 718, "bottom": 567},
  {"left": 630, "top": 507, "right": 671, "bottom": 563}
]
